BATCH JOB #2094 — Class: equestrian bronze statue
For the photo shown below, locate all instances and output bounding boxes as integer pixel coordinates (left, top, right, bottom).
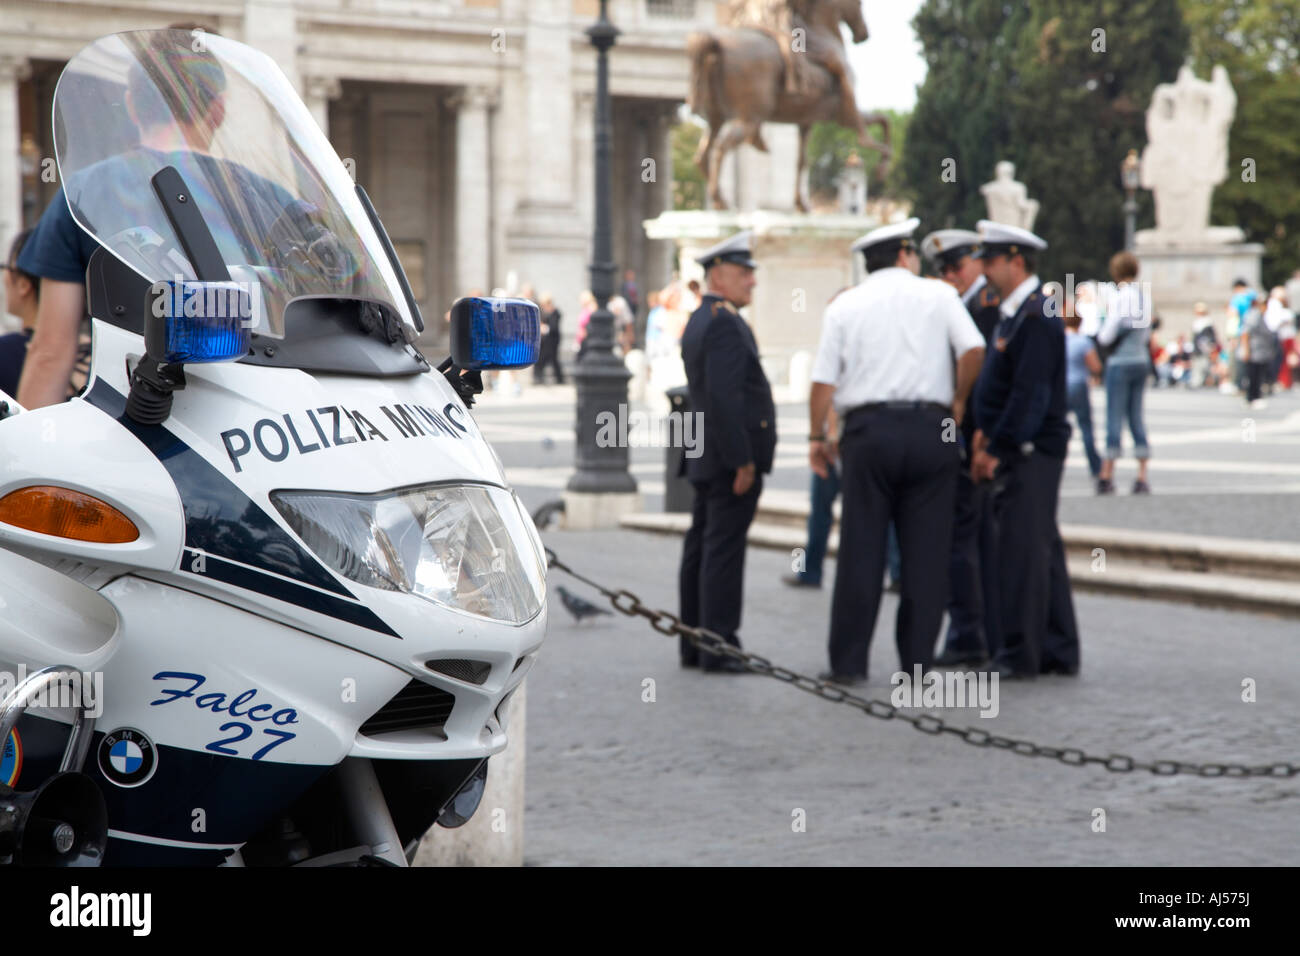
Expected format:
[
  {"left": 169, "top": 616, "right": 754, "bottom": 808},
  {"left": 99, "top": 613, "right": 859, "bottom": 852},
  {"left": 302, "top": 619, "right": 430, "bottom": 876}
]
[{"left": 688, "top": 0, "right": 890, "bottom": 212}]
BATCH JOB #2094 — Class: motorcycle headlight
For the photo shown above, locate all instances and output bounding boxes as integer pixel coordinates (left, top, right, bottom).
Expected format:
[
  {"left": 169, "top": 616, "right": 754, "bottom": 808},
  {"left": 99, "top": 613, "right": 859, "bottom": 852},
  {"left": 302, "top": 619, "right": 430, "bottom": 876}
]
[{"left": 271, "top": 484, "right": 546, "bottom": 625}]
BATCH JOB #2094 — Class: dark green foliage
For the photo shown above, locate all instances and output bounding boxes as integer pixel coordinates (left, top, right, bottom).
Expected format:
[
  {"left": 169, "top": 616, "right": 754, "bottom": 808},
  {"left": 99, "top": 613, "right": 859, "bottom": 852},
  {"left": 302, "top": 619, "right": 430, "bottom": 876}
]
[
  {"left": 806, "top": 109, "right": 912, "bottom": 201},
  {"left": 672, "top": 120, "right": 706, "bottom": 210},
  {"left": 902, "top": 0, "right": 1188, "bottom": 282},
  {"left": 1182, "top": 0, "right": 1300, "bottom": 287}
]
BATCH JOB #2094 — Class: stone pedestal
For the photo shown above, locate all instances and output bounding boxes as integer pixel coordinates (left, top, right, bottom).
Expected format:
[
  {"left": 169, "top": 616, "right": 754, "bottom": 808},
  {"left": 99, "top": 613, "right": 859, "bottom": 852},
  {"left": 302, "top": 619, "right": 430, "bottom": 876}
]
[
  {"left": 644, "top": 209, "right": 882, "bottom": 383},
  {"left": 1134, "top": 236, "right": 1264, "bottom": 337},
  {"left": 717, "top": 124, "right": 804, "bottom": 213}
]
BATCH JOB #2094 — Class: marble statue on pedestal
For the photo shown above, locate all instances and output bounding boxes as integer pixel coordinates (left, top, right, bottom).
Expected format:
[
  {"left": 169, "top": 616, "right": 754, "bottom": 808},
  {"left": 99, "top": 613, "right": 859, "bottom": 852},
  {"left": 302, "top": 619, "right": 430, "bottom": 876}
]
[
  {"left": 1137, "top": 65, "right": 1242, "bottom": 246},
  {"left": 980, "top": 161, "right": 1039, "bottom": 231}
]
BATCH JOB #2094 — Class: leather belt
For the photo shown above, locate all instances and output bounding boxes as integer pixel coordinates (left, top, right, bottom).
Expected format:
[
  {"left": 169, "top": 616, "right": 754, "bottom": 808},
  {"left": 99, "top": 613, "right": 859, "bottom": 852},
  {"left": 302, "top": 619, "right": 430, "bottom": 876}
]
[{"left": 849, "top": 401, "right": 951, "bottom": 416}]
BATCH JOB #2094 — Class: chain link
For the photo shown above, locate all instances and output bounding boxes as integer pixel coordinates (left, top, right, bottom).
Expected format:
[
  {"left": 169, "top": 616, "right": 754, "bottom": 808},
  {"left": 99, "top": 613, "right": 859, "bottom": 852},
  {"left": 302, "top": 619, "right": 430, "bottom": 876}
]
[{"left": 544, "top": 547, "right": 1300, "bottom": 779}]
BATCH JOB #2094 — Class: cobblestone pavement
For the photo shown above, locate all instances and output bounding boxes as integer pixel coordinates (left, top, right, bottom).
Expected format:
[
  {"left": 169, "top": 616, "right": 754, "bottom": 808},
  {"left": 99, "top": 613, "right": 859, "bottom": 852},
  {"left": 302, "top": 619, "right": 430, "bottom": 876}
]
[
  {"left": 467, "top": 380, "right": 1300, "bottom": 864},
  {"left": 475, "top": 380, "right": 1300, "bottom": 542},
  {"left": 525, "top": 529, "right": 1299, "bottom": 866}
]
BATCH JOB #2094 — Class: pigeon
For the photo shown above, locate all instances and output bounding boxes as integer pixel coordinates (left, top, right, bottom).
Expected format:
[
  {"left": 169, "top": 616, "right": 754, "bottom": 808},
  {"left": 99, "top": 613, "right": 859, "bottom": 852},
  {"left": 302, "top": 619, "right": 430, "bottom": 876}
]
[{"left": 556, "top": 585, "right": 612, "bottom": 623}]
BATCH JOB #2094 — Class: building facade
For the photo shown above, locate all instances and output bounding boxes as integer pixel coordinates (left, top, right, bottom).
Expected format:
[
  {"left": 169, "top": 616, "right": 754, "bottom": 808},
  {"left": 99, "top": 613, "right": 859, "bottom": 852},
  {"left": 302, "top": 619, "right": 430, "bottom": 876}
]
[{"left": 1, "top": 0, "right": 722, "bottom": 343}]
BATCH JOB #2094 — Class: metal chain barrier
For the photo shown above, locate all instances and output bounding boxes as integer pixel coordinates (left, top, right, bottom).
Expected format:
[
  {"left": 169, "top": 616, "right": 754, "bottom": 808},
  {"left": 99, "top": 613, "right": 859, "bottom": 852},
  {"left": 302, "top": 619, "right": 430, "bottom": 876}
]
[{"left": 545, "top": 547, "right": 1300, "bottom": 779}]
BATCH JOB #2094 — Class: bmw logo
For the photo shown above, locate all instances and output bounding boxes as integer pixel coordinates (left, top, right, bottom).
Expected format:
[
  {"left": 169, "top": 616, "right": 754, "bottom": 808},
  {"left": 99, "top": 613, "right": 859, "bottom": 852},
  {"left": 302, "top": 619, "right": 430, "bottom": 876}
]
[{"left": 97, "top": 728, "right": 158, "bottom": 788}]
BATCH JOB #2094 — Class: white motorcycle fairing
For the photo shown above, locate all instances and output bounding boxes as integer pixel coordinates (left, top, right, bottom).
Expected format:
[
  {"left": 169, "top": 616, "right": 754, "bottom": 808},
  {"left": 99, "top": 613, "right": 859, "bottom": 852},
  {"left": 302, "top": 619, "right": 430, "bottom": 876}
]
[
  {"left": 1, "top": 321, "right": 544, "bottom": 864},
  {"left": 0, "top": 29, "right": 546, "bottom": 866}
]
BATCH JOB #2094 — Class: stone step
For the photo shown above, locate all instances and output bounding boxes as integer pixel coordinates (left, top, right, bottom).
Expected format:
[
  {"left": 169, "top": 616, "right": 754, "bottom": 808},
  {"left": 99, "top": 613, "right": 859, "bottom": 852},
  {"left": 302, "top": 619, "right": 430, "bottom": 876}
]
[
  {"left": 617, "top": 512, "right": 1300, "bottom": 618},
  {"left": 740, "top": 490, "right": 1300, "bottom": 583}
]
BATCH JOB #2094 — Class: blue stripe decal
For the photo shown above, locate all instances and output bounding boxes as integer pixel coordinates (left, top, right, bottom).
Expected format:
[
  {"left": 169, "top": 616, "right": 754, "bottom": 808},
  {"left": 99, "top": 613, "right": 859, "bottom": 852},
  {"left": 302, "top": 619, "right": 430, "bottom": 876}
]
[
  {"left": 188, "top": 549, "right": 399, "bottom": 638},
  {"left": 83, "top": 379, "right": 399, "bottom": 638}
]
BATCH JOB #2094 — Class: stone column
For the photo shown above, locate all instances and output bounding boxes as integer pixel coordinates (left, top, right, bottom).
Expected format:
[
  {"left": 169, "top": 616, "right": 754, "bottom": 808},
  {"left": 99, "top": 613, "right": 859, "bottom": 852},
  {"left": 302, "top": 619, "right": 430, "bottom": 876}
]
[
  {"left": 520, "top": 1, "right": 573, "bottom": 208},
  {"left": 243, "top": 0, "right": 300, "bottom": 93},
  {"left": 451, "top": 85, "right": 497, "bottom": 296},
  {"left": 622, "top": 105, "right": 649, "bottom": 302},
  {"left": 573, "top": 90, "right": 595, "bottom": 263},
  {"left": 303, "top": 76, "right": 341, "bottom": 138},
  {"left": 0, "top": 55, "right": 30, "bottom": 256},
  {"left": 643, "top": 105, "right": 676, "bottom": 290}
]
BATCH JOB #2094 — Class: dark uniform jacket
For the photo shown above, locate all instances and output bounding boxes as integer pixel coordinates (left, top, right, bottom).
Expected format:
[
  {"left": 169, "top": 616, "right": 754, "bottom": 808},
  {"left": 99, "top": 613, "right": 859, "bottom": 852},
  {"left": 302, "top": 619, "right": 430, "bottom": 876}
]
[
  {"left": 679, "top": 294, "right": 777, "bottom": 482},
  {"left": 959, "top": 278, "right": 1002, "bottom": 452},
  {"left": 973, "top": 283, "right": 1071, "bottom": 461}
]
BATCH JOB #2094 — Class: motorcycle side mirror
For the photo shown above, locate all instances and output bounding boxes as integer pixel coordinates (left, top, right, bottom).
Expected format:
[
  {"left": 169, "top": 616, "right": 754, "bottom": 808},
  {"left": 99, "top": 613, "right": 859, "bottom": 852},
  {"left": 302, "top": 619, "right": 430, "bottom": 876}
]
[{"left": 448, "top": 297, "right": 541, "bottom": 371}]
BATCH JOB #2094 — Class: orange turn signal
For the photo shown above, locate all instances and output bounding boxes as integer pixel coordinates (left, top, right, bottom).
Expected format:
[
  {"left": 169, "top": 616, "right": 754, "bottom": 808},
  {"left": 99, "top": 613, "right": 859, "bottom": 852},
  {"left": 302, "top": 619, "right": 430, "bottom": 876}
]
[{"left": 0, "top": 486, "right": 139, "bottom": 543}]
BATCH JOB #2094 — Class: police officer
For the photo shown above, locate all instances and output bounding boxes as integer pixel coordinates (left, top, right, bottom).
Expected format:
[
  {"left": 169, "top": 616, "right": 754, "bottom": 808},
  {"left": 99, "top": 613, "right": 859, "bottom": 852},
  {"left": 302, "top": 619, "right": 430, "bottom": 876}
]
[
  {"left": 969, "top": 221, "right": 1081, "bottom": 678},
  {"left": 811, "top": 219, "right": 986, "bottom": 685},
  {"left": 921, "top": 229, "right": 1003, "bottom": 668},
  {"left": 678, "top": 231, "right": 776, "bottom": 673}
]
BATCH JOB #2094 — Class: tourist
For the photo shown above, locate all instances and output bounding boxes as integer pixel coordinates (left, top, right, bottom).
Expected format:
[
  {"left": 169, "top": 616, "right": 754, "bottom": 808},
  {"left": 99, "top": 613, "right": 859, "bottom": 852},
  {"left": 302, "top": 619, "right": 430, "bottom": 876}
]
[
  {"left": 1096, "top": 251, "right": 1152, "bottom": 495},
  {"left": 1064, "top": 312, "right": 1103, "bottom": 477}
]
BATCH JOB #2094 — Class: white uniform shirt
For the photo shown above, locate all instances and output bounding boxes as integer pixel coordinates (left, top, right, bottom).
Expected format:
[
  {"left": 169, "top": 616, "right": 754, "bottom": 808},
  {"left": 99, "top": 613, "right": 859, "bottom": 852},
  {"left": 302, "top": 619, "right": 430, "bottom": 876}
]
[
  {"left": 999, "top": 275, "right": 1040, "bottom": 318},
  {"left": 810, "top": 267, "right": 986, "bottom": 413},
  {"left": 961, "top": 273, "right": 988, "bottom": 308}
]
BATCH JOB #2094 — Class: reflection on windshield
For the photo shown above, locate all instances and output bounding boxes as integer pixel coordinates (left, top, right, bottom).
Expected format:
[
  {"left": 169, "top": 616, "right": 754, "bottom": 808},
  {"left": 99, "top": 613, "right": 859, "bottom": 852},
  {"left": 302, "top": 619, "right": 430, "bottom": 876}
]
[{"left": 53, "top": 29, "right": 414, "bottom": 338}]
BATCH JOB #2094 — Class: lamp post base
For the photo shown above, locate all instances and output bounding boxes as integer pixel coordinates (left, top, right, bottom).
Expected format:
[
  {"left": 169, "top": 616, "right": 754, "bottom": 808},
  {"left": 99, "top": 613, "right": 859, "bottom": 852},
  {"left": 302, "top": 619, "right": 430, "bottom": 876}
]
[{"left": 562, "top": 490, "right": 644, "bottom": 531}]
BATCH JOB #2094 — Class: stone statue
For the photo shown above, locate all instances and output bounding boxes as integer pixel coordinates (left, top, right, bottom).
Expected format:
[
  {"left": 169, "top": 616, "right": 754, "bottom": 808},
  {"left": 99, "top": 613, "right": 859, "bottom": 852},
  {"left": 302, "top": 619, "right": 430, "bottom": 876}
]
[
  {"left": 688, "top": 0, "right": 890, "bottom": 212},
  {"left": 980, "top": 161, "right": 1040, "bottom": 231},
  {"left": 1138, "top": 65, "right": 1242, "bottom": 245}
]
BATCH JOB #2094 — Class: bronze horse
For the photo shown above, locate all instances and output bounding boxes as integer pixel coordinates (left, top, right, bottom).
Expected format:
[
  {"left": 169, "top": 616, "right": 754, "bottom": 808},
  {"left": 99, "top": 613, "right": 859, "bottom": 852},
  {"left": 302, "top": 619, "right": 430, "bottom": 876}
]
[{"left": 688, "top": 0, "right": 890, "bottom": 212}]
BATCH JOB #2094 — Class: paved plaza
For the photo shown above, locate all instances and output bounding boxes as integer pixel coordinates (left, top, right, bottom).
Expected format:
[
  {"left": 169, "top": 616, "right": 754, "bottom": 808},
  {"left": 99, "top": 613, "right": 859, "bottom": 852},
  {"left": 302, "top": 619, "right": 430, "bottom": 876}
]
[
  {"left": 471, "top": 382, "right": 1300, "bottom": 865},
  {"left": 479, "top": 381, "right": 1300, "bottom": 542}
]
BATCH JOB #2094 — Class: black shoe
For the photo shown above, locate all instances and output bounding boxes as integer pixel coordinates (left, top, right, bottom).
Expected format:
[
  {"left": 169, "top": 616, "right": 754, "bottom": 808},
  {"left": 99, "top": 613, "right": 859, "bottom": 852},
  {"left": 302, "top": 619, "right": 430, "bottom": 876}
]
[
  {"left": 781, "top": 573, "right": 821, "bottom": 589},
  {"left": 817, "top": 670, "right": 866, "bottom": 687},
  {"left": 991, "top": 662, "right": 1036, "bottom": 680},
  {"left": 702, "top": 657, "right": 751, "bottom": 674},
  {"left": 934, "top": 648, "right": 987, "bottom": 668},
  {"left": 1040, "top": 661, "right": 1079, "bottom": 676},
  {"left": 1095, "top": 478, "right": 1115, "bottom": 495},
  {"left": 1131, "top": 480, "right": 1151, "bottom": 495}
]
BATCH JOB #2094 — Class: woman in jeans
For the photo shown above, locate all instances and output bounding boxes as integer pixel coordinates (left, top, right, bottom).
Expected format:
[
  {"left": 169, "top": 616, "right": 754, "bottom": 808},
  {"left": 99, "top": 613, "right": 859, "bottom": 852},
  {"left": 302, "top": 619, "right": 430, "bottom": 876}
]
[
  {"left": 1096, "top": 251, "right": 1152, "bottom": 494},
  {"left": 1064, "top": 313, "right": 1103, "bottom": 476}
]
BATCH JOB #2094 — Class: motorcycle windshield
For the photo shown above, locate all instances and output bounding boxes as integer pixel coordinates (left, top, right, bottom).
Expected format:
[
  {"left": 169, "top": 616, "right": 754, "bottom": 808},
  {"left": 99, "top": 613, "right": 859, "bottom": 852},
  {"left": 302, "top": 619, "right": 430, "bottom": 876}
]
[{"left": 52, "top": 29, "right": 415, "bottom": 339}]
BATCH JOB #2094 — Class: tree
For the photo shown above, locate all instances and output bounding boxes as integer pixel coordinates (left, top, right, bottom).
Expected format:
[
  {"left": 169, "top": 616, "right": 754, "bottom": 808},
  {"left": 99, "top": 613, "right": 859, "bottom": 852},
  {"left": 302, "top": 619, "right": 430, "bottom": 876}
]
[
  {"left": 903, "top": 0, "right": 1187, "bottom": 281},
  {"left": 805, "top": 109, "right": 912, "bottom": 203},
  {"left": 901, "top": 0, "right": 1035, "bottom": 241},
  {"left": 1007, "top": 0, "right": 1188, "bottom": 280},
  {"left": 671, "top": 119, "right": 706, "bottom": 210},
  {"left": 1181, "top": 0, "right": 1300, "bottom": 287}
]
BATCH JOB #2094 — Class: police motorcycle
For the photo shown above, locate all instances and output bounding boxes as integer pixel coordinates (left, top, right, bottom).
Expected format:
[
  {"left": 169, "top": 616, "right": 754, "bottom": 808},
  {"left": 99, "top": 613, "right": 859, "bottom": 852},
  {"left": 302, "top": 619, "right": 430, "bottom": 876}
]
[{"left": 0, "top": 29, "right": 546, "bottom": 866}]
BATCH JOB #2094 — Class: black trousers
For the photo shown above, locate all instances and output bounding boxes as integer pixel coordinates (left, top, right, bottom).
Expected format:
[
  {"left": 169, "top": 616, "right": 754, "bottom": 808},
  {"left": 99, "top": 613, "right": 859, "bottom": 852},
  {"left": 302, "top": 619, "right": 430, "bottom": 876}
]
[
  {"left": 828, "top": 407, "right": 959, "bottom": 677},
  {"left": 1246, "top": 360, "right": 1268, "bottom": 402},
  {"left": 942, "top": 469, "right": 1001, "bottom": 660},
  {"left": 534, "top": 338, "right": 564, "bottom": 384},
  {"left": 678, "top": 472, "right": 763, "bottom": 666},
  {"left": 990, "top": 452, "right": 1080, "bottom": 674}
]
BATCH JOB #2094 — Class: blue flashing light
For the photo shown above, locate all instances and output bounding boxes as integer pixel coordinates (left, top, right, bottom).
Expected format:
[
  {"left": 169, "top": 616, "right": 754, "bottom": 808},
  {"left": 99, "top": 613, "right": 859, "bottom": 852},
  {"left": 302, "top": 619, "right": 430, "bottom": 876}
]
[
  {"left": 153, "top": 280, "right": 253, "bottom": 364},
  {"left": 451, "top": 297, "right": 541, "bottom": 370}
]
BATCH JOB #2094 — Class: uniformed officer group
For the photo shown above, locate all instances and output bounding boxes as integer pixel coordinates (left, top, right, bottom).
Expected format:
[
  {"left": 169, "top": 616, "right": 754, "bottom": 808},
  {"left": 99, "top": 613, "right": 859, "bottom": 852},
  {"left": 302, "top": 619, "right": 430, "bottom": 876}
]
[{"left": 677, "top": 219, "right": 1080, "bottom": 683}]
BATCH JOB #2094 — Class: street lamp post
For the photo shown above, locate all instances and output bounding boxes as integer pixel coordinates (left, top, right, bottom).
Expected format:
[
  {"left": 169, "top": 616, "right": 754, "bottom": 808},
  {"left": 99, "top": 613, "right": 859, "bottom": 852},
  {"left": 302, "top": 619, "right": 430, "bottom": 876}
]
[
  {"left": 567, "top": 0, "right": 637, "bottom": 505},
  {"left": 1121, "top": 148, "right": 1140, "bottom": 252}
]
